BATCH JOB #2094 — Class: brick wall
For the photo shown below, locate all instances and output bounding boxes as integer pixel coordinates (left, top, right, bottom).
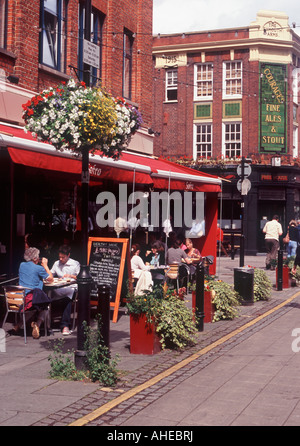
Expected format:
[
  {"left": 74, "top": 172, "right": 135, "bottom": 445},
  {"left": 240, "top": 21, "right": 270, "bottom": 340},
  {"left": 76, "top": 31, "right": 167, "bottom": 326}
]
[{"left": 0, "top": 0, "right": 153, "bottom": 127}]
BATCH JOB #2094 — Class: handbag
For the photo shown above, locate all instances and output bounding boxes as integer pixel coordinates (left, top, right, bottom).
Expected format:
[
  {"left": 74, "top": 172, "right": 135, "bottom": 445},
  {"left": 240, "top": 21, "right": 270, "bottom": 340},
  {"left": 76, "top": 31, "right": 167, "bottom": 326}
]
[{"left": 283, "top": 232, "right": 290, "bottom": 244}]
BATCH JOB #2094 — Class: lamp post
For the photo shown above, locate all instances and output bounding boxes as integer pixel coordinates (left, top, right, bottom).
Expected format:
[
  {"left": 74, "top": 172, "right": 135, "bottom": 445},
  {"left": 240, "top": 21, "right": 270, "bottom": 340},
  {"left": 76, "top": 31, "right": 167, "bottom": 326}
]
[{"left": 75, "top": 0, "right": 93, "bottom": 369}]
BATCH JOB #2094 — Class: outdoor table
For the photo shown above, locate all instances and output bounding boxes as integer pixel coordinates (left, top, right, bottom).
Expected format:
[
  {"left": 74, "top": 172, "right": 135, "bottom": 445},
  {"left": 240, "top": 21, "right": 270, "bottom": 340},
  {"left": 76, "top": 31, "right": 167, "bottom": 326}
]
[
  {"left": 149, "top": 265, "right": 169, "bottom": 283},
  {"left": 43, "top": 278, "right": 77, "bottom": 332}
]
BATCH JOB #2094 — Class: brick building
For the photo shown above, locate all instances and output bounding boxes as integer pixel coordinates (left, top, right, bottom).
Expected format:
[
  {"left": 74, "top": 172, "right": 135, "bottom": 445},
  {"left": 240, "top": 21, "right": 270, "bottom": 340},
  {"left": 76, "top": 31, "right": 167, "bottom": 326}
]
[
  {"left": 0, "top": 0, "right": 154, "bottom": 273},
  {"left": 152, "top": 10, "right": 300, "bottom": 254}
]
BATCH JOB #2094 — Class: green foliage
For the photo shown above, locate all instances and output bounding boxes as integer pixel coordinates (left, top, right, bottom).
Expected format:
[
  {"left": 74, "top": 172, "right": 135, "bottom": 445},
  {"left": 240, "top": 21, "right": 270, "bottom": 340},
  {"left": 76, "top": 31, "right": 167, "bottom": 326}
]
[
  {"left": 48, "top": 338, "right": 86, "bottom": 381},
  {"left": 156, "top": 294, "right": 198, "bottom": 350},
  {"left": 126, "top": 285, "right": 164, "bottom": 323},
  {"left": 253, "top": 268, "right": 272, "bottom": 301},
  {"left": 83, "top": 317, "right": 120, "bottom": 386},
  {"left": 208, "top": 279, "right": 240, "bottom": 322},
  {"left": 48, "top": 316, "right": 119, "bottom": 386},
  {"left": 127, "top": 285, "right": 197, "bottom": 350}
]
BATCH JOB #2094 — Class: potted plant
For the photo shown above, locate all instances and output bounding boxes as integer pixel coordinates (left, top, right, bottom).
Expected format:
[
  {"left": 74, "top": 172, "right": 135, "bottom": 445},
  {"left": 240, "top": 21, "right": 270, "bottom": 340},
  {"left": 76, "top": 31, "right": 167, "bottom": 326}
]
[
  {"left": 207, "top": 278, "right": 240, "bottom": 322},
  {"left": 126, "top": 285, "right": 197, "bottom": 354},
  {"left": 253, "top": 267, "right": 272, "bottom": 301}
]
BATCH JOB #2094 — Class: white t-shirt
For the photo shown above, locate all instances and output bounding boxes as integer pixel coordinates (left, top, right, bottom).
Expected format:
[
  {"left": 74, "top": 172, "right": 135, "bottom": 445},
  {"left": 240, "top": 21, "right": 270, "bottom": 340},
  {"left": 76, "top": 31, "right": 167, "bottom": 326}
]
[
  {"left": 50, "top": 258, "right": 80, "bottom": 299},
  {"left": 263, "top": 219, "right": 283, "bottom": 241}
]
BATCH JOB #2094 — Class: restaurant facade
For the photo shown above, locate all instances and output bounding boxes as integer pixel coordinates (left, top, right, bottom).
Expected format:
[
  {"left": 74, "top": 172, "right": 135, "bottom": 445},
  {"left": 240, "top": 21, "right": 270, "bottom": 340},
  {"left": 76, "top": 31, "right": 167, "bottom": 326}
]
[
  {"left": 0, "top": 0, "right": 221, "bottom": 275},
  {"left": 152, "top": 10, "right": 300, "bottom": 254}
]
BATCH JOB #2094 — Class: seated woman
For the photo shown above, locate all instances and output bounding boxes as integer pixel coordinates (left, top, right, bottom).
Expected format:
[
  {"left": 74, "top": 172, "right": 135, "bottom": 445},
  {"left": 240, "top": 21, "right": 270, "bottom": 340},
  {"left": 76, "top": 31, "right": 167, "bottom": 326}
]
[
  {"left": 18, "top": 247, "right": 53, "bottom": 339},
  {"left": 131, "top": 244, "right": 150, "bottom": 279},
  {"left": 130, "top": 244, "right": 153, "bottom": 294},
  {"left": 185, "top": 238, "right": 202, "bottom": 277},
  {"left": 166, "top": 239, "right": 192, "bottom": 287},
  {"left": 145, "top": 240, "right": 166, "bottom": 266}
]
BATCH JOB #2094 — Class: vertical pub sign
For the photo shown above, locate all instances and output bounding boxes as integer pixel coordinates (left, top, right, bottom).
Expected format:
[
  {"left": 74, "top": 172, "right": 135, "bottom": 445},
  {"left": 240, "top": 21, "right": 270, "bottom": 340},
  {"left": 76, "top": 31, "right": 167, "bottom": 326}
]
[{"left": 260, "top": 63, "right": 287, "bottom": 153}]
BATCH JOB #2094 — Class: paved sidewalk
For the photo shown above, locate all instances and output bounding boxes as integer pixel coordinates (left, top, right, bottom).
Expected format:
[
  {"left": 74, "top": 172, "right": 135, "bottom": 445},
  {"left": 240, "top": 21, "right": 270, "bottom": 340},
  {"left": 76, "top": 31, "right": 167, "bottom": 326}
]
[{"left": 0, "top": 254, "right": 297, "bottom": 426}]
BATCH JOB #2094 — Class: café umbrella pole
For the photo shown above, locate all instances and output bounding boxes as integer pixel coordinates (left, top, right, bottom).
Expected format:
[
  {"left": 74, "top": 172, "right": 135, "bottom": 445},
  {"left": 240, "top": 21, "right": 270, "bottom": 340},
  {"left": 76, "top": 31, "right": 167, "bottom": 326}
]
[{"left": 164, "top": 171, "right": 171, "bottom": 261}]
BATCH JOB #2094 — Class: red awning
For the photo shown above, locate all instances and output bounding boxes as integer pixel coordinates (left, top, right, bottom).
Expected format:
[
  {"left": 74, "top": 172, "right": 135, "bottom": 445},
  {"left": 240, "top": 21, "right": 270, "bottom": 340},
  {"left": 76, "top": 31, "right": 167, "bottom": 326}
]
[{"left": 0, "top": 123, "right": 221, "bottom": 192}]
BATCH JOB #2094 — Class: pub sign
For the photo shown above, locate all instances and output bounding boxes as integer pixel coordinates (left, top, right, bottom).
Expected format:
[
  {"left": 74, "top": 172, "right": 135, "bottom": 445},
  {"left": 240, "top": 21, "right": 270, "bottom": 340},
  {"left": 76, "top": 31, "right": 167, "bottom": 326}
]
[{"left": 260, "top": 63, "right": 287, "bottom": 154}]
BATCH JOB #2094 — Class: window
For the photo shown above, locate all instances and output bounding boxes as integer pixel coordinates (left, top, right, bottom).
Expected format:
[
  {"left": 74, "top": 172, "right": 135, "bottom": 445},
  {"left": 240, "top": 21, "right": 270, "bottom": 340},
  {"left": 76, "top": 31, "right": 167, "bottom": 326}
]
[
  {"left": 0, "top": 0, "right": 7, "bottom": 48},
  {"left": 123, "top": 30, "right": 133, "bottom": 100},
  {"left": 223, "top": 61, "right": 242, "bottom": 98},
  {"left": 40, "top": 0, "right": 67, "bottom": 72},
  {"left": 293, "top": 125, "right": 298, "bottom": 159},
  {"left": 223, "top": 123, "right": 241, "bottom": 158},
  {"left": 166, "top": 69, "right": 178, "bottom": 101},
  {"left": 194, "top": 124, "right": 212, "bottom": 159},
  {"left": 195, "top": 64, "right": 213, "bottom": 99},
  {"left": 78, "top": 6, "right": 104, "bottom": 86}
]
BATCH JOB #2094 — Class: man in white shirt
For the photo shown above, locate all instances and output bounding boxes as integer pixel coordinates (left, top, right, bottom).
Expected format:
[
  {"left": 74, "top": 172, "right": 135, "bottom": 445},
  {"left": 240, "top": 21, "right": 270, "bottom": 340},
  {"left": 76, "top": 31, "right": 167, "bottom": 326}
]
[
  {"left": 50, "top": 244, "right": 80, "bottom": 335},
  {"left": 263, "top": 215, "right": 283, "bottom": 270}
]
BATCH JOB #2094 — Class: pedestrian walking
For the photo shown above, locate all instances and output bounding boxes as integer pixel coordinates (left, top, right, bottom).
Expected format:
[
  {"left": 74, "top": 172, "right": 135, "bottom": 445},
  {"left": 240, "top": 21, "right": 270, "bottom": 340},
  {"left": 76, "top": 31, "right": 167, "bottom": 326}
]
[{"left": 263, "top": 215, "right": 283, "bottom": 270}]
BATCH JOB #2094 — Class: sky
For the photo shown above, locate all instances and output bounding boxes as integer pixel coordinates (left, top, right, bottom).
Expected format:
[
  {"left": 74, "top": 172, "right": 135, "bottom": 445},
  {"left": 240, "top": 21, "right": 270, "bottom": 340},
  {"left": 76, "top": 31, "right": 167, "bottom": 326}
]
[{"left": 153, "top": 0, "right": 300, "bottom": 35}]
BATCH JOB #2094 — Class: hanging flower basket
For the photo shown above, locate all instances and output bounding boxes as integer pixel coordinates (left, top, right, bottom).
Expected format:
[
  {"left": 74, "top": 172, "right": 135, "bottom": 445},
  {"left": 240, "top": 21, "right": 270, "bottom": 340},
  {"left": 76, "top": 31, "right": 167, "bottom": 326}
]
[{"left": 22, "top": 79, "right": 142, "bottom": 158}]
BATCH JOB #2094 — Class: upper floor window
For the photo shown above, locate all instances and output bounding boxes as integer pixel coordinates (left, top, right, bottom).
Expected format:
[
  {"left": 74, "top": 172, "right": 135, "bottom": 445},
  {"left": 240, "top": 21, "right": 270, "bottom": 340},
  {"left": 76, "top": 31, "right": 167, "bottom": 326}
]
[
  {"left": 123, "top": 30, "right": 134, "bottom": 100},
  {"left": 40, "top": 0, "right": 67, "bottom": 72},
  {"left": 223, "top": 61, "right": 242, "bottom": 98},
  {"left": 166, "top": 69, "right": 178, "bottom": 101},
  {"left": 78, "top": 5, "right": 104, "bottom": 87},
  {"left": 0, "top": 0, "right": 7, "bottom": 48},
  {"left": 223, "top": 122, "right": 241, "bottom": 158},
  {"left": 194, "top": 64, "right": 213, "bottom": 100},
  {"left": 194, "top": 123, "right": 212, "bottom": 159}
]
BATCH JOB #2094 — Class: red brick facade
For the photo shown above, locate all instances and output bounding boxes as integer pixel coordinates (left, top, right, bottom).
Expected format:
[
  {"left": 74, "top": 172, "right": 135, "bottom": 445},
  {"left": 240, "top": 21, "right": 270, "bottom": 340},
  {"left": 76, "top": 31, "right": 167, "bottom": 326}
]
[
  {"left": 0, "top": 0, "right": 153, "bottom": 128},
  {"left": 152, "top": 21, "right": 300, "bottom": 161}
]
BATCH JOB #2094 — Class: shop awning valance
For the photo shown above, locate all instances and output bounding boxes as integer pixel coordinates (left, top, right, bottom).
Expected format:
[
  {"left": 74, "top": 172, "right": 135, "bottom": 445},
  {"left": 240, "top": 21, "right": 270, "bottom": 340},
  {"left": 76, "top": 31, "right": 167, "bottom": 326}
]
[{"left": 0, "top": 123, "right": 221, "bottom": 192}]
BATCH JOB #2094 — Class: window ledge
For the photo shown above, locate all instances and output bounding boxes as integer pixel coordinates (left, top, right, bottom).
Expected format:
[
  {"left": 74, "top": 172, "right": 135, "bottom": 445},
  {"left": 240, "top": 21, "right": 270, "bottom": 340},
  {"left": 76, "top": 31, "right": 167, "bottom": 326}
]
[
  {"left": 163, "top": 100, "right": 178, "bottom": 104},
  {"left": 0, "top": 47, "right": 17, "bottom": 59},
  {"left": 39, "top": 64, "right": 70, "bottom": 80}
]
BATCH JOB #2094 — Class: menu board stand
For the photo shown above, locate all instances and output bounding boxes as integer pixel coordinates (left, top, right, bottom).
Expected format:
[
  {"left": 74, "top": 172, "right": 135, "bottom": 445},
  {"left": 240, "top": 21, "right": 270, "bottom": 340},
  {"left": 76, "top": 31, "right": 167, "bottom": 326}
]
[{"left": 87, "top": 237, "right": 132, "bottom": 323}]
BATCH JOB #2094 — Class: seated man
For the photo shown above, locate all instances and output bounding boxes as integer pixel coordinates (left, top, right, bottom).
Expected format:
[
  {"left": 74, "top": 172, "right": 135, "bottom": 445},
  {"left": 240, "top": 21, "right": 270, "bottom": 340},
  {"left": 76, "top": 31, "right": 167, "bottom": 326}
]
[{"left": 50, "top": 244, "right": 80, "bottom": 335}]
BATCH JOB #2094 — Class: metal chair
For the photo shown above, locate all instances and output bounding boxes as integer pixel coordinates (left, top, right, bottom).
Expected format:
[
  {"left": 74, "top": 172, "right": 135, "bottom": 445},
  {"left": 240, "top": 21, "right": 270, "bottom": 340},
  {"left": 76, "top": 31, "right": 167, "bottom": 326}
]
[
  {"left": 2, "top": 286, "right": 29, "bottom": 344},
  {"left": 2, "top": 285, "right": 49, "bottom": 343},
  {"left": 166, "top": 264, "right": 180, "bottom": 292}
]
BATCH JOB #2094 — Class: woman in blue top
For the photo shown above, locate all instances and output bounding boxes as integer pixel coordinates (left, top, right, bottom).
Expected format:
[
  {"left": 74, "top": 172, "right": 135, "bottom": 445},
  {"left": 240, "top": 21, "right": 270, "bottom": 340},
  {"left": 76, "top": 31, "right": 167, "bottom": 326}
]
[{"left": 18, "top": 247, "right": 53, "bottom": 338}]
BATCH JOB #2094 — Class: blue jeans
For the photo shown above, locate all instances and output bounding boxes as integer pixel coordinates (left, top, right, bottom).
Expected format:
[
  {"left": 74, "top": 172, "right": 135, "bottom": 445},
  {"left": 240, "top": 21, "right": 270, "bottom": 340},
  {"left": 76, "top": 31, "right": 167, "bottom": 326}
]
[{"left": 287, "top": 240, "right": 297, "bottom": 258}]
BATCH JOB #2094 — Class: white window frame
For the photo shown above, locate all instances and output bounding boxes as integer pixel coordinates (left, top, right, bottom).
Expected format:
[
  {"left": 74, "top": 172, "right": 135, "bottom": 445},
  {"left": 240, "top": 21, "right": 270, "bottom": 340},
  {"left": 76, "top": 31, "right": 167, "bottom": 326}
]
[
  {"left": 223, "top": 61, "right": 242, "bottom": 99},
  {"left": 193, "top": 123, "right": 212, "bottom": 160},
  {"left": 293, "top": 125, "right": 298, "bottom": 159},
  {"left": 165, "top": 69, "right": 178, "bottom": 102},
  {"left": 222, "top": 122, "right": 242, "bottom": 158},
  {"left": 194, "top": 63, "right": 213, "bottom": 100}
]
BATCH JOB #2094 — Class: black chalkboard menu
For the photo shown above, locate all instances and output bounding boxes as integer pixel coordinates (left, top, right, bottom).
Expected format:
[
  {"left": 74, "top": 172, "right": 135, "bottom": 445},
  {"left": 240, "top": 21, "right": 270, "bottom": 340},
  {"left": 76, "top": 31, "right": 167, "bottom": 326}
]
[{"left": 87, "top": 237, "right": 131, "bottom": 322}]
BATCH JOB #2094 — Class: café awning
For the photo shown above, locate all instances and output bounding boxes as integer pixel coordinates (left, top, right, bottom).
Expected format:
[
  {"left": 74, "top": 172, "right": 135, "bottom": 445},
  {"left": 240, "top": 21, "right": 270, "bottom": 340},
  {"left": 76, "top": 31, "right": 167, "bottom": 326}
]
[{"left": 0, "top": 122, "right": 221, "bottom": 192}]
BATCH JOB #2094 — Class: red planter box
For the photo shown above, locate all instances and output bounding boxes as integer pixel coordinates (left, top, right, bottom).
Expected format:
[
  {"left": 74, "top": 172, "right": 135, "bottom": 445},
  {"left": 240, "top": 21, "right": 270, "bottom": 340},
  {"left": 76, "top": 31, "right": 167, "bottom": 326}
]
[
  {"left": 192, "top": 290, "right": 215, "bottom": 323},
  {"left": 276, "top": 266, "right": 290, "bottom": 289},
  {"left": 130, "top": 313, "right": 161, "bottom": 355}
]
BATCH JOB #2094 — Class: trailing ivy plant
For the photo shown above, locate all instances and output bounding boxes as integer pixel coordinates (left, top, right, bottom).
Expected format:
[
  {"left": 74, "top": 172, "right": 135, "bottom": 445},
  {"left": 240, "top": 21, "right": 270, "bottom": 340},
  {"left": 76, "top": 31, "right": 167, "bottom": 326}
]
[
  {"left": 253, "top": 268, "right": 272, "bottom": 301},
  {"left": 156, "top": 292, "right": 198, "bottom": 350},
  {"left": 127, "top": 284, "right": 197, "bottom": 350},
  {"left": 208, "top": 279, "right": 240, "bottom": 322}
]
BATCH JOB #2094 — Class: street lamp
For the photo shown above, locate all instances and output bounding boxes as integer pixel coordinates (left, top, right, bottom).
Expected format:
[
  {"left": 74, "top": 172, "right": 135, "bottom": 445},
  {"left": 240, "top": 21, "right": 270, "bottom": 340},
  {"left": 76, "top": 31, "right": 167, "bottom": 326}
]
[{"left": 74, "top": 0, "right": 93, "bottom": 369}]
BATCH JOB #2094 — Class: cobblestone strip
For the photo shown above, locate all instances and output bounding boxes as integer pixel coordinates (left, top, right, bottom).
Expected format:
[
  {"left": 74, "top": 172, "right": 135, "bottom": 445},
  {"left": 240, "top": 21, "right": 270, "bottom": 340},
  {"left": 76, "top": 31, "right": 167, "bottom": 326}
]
[{"left": 32, "top": 293, "right": 296, "bottom": 426}]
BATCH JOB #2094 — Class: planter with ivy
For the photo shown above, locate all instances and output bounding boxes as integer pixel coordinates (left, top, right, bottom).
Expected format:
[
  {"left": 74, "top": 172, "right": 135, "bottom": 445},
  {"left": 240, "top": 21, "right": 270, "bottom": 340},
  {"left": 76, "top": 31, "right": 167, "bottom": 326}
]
[{"left": 126, "top": 285, "right": 197, "bottom": 354}]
